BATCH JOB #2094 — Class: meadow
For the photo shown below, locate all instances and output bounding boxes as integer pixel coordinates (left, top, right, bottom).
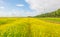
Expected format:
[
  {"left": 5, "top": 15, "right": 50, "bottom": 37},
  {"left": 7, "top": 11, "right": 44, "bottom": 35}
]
[{"left": 0, "top": 18, "right": 60, "bottom": 37}]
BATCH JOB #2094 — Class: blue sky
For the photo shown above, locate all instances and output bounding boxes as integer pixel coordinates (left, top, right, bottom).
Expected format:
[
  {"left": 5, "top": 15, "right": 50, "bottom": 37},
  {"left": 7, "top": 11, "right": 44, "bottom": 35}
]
[
  {"left": 5, "top": 0, "right": 31, "bottom": 11},
  {"left": 0, "top": 0, "right": 34, "bottom": 17},
  {"left": 0, "top": 0, "right": 60, "bottom": 17}
]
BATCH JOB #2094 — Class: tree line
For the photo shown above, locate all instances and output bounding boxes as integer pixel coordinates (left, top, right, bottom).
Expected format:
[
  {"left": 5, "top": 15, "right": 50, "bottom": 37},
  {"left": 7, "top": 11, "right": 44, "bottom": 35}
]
[{"left": 34, "top": 9, "right": 60, "bottom": 17}]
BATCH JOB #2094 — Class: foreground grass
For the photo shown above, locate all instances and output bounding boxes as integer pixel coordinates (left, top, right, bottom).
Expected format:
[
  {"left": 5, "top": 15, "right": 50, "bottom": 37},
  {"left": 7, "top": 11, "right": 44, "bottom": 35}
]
[{"left": 0, "top": 18, "right": 60, "bottom": 37}]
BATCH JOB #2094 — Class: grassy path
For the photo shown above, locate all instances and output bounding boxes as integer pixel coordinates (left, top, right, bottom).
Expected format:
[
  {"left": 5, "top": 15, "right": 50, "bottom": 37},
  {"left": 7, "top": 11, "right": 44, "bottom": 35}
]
[{"left": 0, "top": 18, "right": 60, "bottom": 37}]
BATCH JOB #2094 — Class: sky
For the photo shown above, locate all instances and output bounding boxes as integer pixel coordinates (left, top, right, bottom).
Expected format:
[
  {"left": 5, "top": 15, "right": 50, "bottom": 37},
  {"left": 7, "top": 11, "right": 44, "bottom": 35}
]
[{"left": 0, "top": 0, "right": 60, "bottom": 17}]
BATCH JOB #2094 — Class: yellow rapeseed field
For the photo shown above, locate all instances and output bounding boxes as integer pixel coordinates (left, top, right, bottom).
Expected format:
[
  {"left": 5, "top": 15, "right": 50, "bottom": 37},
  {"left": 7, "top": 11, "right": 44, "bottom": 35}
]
[{"left": 0, "top": 18, "right": 60, "bottom": 37}]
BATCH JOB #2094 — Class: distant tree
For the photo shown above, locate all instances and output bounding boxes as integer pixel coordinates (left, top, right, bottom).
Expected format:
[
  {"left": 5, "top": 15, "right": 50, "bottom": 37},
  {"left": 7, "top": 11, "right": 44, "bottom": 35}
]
[
  {"left": 34, "top": 9, "right": 60, "bottom": 17},
  {"left": 28, "top": 16, "right": 32, "bottom": 17}
]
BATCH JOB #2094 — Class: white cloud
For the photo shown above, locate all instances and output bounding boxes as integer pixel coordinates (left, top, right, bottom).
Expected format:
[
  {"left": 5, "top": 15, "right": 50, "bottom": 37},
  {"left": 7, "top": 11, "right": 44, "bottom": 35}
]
[
  {"left": 0, "top": 6, "right": 4, "bottom": 9},
  {"left": 16, "top": 4, "right": 24, "bottom": 7},
  {"left": 0, "top": 9, "right": 27, "bottom": 17},
  {"left": 25, "top": 0, "right": 60, "bottom": 15},
  {"left": 0, "top": 9, "right": 36, "bottom": 17}
]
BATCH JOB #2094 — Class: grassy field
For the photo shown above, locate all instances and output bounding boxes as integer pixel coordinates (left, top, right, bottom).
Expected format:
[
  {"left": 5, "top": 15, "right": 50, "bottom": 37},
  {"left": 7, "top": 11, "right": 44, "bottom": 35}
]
[
  {"left": 0, "top": 18, "right": 60, "bottom": 37},
  {"left": 38, "top": 18, "right": 60, "bottom": 24}
]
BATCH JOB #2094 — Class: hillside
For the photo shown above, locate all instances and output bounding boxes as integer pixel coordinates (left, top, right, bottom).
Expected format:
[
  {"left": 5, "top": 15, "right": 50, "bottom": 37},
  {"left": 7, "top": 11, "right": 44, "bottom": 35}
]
[{"left": 35, "top": 9, "right": 60, "bottom": 17}]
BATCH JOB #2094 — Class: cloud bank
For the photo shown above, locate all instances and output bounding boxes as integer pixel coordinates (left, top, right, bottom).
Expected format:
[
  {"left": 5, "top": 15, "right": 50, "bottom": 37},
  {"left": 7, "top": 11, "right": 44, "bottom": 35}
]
[{"left": 25, "top": 0, "right": 60, "bottom": 15}]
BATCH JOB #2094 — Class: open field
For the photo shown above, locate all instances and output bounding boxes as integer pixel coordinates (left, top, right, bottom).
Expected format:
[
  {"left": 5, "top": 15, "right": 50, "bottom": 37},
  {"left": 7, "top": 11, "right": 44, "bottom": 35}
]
[{"left": 0, "top": 18, "right": 60, "bottom": 37}]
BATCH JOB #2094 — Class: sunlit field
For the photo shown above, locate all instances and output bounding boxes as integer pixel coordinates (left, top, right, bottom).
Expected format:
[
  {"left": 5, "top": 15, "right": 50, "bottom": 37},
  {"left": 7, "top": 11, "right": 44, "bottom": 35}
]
[{"left": 0, "top": 18, "right": 60, "bottom": 37}]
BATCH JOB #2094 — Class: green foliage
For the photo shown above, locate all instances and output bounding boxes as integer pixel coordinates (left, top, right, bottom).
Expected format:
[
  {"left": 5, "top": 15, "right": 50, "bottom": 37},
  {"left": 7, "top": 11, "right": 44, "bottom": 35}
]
[{"left": 35, "top": 9, "right": 60, "bottom": 17}]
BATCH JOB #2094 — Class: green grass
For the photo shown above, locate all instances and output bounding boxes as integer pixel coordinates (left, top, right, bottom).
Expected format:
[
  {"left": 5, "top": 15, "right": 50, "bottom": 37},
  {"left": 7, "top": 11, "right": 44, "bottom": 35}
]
[{"left": 38, "top": 18, "right": 60, "bottom": 23}]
